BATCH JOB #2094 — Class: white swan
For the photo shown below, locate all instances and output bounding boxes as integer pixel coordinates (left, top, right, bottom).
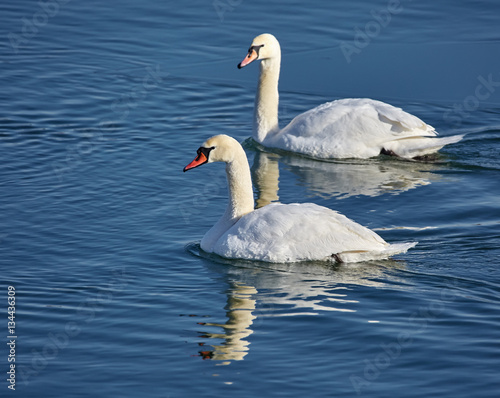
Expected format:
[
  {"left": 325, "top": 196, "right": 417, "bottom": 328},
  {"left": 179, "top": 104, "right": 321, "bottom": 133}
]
[
  {"left": 238, "top": 33, "right": 464, "bottom": 159},
  {"left": 183, "top": 134, "right": 416, "bottom": 263}
]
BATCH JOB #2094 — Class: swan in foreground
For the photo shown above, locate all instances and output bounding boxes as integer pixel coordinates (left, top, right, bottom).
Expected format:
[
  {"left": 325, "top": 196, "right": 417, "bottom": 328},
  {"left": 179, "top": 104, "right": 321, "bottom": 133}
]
[
  {"left": 183, "top": 134, "right": 416, "bottom": 263},
  {"left": 238, "top": 33, "right": 463, "bottom": 159}
]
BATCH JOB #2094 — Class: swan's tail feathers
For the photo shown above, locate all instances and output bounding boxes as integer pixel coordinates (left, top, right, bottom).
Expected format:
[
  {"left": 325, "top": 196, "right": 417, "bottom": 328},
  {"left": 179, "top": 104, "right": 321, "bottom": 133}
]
[
  {"left": 334, "top": 241, "right": 417, "bottom": 263},
  {"left": 384, "top": 134, "right": 464, "bottom": 159},
  {"left": 379, "top": 241, "right": 418, "bottom": 258}
]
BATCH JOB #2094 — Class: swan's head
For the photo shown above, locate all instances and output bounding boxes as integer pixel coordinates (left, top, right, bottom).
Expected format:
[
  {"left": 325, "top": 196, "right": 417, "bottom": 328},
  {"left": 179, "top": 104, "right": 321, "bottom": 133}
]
[
  {"left": 183, "top": 135, "right": 241, "bottom": 172},
  {"left": 237, "top": 33, "right": 281, "bottom": 69}
]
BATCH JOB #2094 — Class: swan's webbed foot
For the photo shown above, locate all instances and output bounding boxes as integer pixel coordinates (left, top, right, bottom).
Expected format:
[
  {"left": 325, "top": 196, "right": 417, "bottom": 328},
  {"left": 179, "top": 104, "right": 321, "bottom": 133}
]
[
  {"left": 380, "top": 148, "right": 398, "bottom": 157},
  {"left": 412, "top": 153, "right": 440, "bottom": 162},
  {"left": 331, "top": 253, "right": 343, "bottom": 263}
]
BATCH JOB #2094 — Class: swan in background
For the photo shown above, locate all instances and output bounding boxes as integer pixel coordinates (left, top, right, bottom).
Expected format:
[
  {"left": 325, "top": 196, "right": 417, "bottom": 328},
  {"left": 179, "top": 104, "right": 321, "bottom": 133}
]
[
  {"left": 238, "top": 33, "right": 464, "bottom": 160},
  {"left": 183, "top": 134, "right": 416, "bottom": 263}
]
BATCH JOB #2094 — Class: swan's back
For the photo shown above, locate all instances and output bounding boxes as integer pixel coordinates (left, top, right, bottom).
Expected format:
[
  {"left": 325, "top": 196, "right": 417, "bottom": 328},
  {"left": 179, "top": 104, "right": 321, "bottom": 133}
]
[
  {"left": 211, "top": 202, "right": 415, "bottom": 263},
  {"left": 273, "top": 98, "right": 443, "bottom": 159}
]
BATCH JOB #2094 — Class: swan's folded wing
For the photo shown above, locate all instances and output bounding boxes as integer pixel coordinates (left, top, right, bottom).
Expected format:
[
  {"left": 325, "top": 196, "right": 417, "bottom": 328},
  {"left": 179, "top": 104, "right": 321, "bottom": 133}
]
[
  {"left": 283, "top": 98, "right": 435, "bottom": 137},
  {"left": 370, "top": 99, "right": 437, "bottom": 135},
  {"left": 213, "top": 203, "right": 391, "bottom": 262},
  {"left": 274, "top": 98, "right": 440, "bottom": 158}
]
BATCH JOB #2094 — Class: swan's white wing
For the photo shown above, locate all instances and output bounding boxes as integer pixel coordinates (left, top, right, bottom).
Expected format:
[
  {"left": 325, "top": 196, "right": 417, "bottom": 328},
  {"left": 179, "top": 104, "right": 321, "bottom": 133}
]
[
  {"left": 270, "top": 98, "right": 461, "bottom": 159},
  {"left": 368, "top": 99, "right": 435, "bottom": 132},
  {"left": 212, "top": 203, "right": 415, "bottom": 263}
]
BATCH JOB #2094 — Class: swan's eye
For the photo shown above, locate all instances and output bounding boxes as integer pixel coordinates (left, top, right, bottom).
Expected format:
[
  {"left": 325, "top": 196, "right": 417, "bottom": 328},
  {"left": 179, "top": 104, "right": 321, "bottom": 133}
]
[
  {"left": 198, "top": 146, "right": 215, "bottom": 160},
  {"left": 249, "top": 44, "right": 264, "bottom": 57}
]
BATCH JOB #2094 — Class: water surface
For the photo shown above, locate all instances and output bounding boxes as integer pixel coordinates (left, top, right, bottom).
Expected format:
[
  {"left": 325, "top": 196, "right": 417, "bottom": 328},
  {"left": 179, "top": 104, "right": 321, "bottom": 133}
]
[{"left": 1, "top": 0, "right": 500, "bottom": 397}]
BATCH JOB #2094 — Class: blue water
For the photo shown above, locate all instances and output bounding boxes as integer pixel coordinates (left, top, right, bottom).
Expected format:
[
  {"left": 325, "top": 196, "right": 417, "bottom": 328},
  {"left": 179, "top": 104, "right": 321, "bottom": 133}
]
[{"left": 1, "top": 0, "right": 500, "bottom": 397}]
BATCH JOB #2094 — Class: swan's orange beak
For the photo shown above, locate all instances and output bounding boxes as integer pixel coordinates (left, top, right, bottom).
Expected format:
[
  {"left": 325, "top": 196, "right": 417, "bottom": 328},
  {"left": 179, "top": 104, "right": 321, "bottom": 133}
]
[
  {"left": 238, "top": 48, "right": 259, "bottom": 69},
  {"left": 183, "top": 152, "right": 208, "bottom": 172}
]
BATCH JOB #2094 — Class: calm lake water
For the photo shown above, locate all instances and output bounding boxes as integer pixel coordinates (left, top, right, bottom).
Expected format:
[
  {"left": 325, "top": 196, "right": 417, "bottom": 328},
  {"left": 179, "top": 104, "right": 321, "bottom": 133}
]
[{"left": 1, "top": 0, "right": 500, "bottom": 397}]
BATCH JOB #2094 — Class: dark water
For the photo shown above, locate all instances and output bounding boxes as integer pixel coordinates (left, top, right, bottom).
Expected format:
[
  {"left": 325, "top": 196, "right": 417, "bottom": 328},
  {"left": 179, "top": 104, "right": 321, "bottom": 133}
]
[{"left": 1, "top": 0, "right": 500, "bottom": 397}]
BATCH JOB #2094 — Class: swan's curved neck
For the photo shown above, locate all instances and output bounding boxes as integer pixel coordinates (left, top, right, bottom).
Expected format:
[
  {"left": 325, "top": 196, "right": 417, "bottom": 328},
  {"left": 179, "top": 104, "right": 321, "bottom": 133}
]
[
  {"left": 253, "top": 56, "right": 281, "bottom": 143},
  {"left": 224, "top": 151, "right": 255, "bottom": 222},
  {"left": 200, "top": 142, "right": 255, "bottom": 253}
]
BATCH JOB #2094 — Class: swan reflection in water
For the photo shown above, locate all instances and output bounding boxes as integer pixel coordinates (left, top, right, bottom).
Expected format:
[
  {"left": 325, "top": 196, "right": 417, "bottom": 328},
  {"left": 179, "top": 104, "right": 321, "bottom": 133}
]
[
  {"left": 249, "top": 143, "right": 445, "bottom": 206},
  {"left": 196, "top": 281, "right": 257, "bottom": 364},
  {"left": 189, "top": 245, "right": 411, "bottom": 364}
]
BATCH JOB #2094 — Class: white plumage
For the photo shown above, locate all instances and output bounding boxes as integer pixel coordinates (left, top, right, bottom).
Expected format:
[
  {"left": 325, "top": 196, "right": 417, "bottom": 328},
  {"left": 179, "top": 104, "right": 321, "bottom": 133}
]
[
  {"left": 215, "top": 202, "right": 415, "bottom": 263},
  {"left": 238, "top": 34, "right": 463, "bottom": 159},
  {"left": 184, "top": 134, "right": 416, "bottom": 263}
]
